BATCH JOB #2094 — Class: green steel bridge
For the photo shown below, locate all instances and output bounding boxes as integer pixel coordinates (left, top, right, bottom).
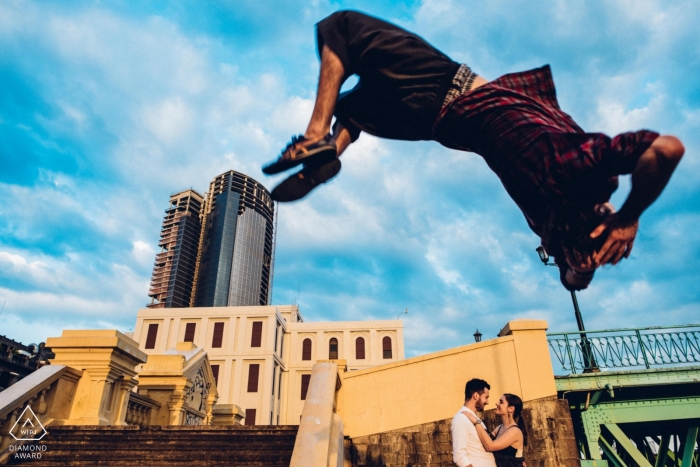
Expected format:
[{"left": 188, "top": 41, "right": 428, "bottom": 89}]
[{"left": 548, "top": 324, "right": 700, "bottom": 467}]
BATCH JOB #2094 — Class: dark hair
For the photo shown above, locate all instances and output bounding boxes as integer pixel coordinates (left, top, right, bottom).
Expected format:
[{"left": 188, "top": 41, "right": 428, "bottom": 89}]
[
  {"left": 503, "top": 393, "right": 527, "bottom": 446},
  {"left": 543, "top": 202, "right": 612, "bottom": 264},
  {"left": 465, "top": 379, "right": 490, "bottom": 400}
]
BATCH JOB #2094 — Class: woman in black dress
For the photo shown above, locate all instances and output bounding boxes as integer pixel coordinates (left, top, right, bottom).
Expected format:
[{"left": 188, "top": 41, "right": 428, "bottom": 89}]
[{"left": 461, "top": 393, "right": 526, "bottom": 467}]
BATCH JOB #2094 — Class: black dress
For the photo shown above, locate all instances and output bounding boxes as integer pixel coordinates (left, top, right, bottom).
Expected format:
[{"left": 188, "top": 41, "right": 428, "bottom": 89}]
[{"left": 490, "top": 425, "right": 525, "bottom": 467}]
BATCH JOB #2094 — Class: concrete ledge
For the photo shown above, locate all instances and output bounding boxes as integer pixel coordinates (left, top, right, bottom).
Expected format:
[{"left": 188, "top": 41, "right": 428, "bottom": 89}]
[
  {"left": 211, "top": 404, "right": 244, "bottom": 426},
  {"left": 498, "top": 319, "right": 549, "bottom": 336},
  {"left": 47, "top": 330, "right": 147, "bottom": 362},
  {"left": 0, "top": 366, "right": 81, "bottom": 420}
]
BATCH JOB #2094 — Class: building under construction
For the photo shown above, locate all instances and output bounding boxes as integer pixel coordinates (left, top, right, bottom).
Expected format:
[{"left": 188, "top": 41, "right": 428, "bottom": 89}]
[
  {"left": 147, "top": 189, "right": 203, "bottom": 308},
  {"left": 147, "top": 171, "right": 275, "bottom": 309}
]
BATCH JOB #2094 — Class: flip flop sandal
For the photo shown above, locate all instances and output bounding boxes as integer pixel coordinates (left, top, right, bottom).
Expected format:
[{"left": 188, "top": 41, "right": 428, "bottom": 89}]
[
  {"left": 271, "top": 158, "right": 341, "bottom": 202},
  {"left": 262, "top": 134, "right": 337, "bottom": 175}
]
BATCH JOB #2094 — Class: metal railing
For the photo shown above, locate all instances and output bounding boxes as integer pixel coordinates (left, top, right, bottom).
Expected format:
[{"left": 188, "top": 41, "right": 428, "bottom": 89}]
[{"left": 547, "top": 324, "right": 700, "bottom": 374}]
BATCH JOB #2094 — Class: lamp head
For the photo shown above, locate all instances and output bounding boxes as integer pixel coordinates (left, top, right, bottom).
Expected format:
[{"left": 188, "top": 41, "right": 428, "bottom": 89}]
[
  {"left": 536, "top": 245, "right": 549, "bottom": 265},
  {"left": 473, "top": 329, "right": 482, "bottom": 343}
]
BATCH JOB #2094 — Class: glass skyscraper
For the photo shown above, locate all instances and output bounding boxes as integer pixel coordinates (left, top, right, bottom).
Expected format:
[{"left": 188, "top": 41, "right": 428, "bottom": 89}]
[
  {"left": 147, "top": 171, "right": 275, "bottom": 308},
  {"left": 194, "top": 171, "right": 275, "bottom": 307}
]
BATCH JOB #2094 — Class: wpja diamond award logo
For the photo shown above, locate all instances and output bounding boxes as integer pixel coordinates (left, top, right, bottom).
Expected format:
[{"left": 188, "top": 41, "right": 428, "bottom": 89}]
[{"left": 8, "top": 405, "right": 48, "bottom": 460}]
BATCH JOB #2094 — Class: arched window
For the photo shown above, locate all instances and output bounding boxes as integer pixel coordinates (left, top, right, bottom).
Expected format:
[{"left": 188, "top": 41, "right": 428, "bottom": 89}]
[
  {"left": 355, "top": 337, "right": 365, "bottom": 360},
  {"left": 302, "top": 338, "right": 312, "bottom": 361},
  {"left": 382, "top": 336, "right": 392, "bottom": 359},
  {"left": 329, "top": 338, "right": 338, "bottom": 360}
]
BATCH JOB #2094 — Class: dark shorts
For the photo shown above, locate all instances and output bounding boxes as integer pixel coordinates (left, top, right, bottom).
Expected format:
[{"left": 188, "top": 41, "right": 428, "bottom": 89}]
[{"left": 317, "top": 10, "right": 460, "bottom": 140}]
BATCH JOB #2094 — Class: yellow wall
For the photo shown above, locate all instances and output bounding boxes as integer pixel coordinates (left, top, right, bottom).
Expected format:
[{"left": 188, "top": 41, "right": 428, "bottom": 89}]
[{"left": 336, "top": 320, "right": 556, "bottom": 438}]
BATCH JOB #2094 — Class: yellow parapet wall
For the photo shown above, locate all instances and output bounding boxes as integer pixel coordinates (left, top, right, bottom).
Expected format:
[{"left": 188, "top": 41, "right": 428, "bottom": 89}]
[{"left": 336, "top": 320, "right": 556, "bottom": 438}]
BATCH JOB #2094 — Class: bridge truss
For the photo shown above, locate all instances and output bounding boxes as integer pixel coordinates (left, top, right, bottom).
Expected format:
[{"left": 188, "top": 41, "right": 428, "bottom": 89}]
[{"left": 548, "top": 325, "right": 700, "bottom": 467}]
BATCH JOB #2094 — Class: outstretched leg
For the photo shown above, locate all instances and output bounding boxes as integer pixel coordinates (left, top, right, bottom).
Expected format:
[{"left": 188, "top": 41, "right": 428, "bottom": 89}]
[
  {"left": 305, "top": 45, "right": 346, "bottom": 140},
  {"left": 262, "top": 45, "right": 346, "bottom": 175}
]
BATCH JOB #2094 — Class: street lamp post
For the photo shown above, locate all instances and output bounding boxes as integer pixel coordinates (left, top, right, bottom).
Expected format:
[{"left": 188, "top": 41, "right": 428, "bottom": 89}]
[{"left": 536, "top": 246, "right": 598, "bottom": 372}]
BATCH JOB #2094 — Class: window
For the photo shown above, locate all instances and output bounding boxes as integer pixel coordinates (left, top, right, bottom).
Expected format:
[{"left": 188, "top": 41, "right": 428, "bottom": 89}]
[
  {"left": 247, "top": 364, "right": 260, "bottom": 392},
  {"left": 184, "top": 323, "right": 196, "bottom": 343},
  {"left": 212, "top": 322, "right": 224, "bottom": 348},
  {"left": 272, "top": 365, "right": 277, "bottom": 395},
  {"left": 329, "top": 338, "right": 338, "bottom": 360},
  {"left": 383, "top": 336, "right": 392, "bottom": 359},
  {"left": 145, "top": 323, "right": 158, "bottom": 350},
  {"left": 301, "top": 374, "right": 311, "bottom": 400},
  {"left": 278, "top": 372, "right": 282, "bottom": 400},
  {"left": 245, "top": 408, "right": 256, "bottom": 426},
  {"left": 302, "top": 338, "right": 312, "bottom": 361},
  {"left": 355, "top": 337, "right": 365, "bottom": 360},
  {"left": 251, "top": 322, "right": 262, "bottom": 347},
  {"left": 211, "top": 365, "right": 220, "bottom": 386}
]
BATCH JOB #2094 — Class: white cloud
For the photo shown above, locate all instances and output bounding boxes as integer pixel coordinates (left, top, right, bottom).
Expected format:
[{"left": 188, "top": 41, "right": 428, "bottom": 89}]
[
  {"left": 132, "top": 241, "right": 155, "bottom": 265},
  {"left": 593, "top": 78, "right": 668, "bottom": 133},
  {"left": 0, "top": 252, "right": 51, "bottom": 283},
  {"left": 141, "top": 97, "right": 194, "bottom": 145}
]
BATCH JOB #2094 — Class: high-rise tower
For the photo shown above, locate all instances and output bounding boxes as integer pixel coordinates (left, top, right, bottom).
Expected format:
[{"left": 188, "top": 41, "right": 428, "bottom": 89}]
[
  {"left": 193, "top": 171, "right": 275, "bottom": 307},
  {"left": 147, "top": 189, "right": 204, "bottom": 308}
]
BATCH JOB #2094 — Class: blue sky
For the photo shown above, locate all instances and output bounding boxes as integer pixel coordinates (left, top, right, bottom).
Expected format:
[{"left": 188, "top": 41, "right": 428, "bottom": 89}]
[{"left": 1, "top": 0, "right": 699, "bottom": 356}]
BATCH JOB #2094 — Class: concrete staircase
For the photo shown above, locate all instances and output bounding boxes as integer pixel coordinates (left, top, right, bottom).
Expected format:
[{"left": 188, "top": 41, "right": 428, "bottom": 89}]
[{"left": 5, "top": 425, "right": 298, "bottom": 466}]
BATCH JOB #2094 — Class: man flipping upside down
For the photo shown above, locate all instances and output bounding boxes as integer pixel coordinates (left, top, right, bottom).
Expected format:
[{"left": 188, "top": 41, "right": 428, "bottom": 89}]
[{"left": 261, "top": 10, "right": 684, "bottom": 291}]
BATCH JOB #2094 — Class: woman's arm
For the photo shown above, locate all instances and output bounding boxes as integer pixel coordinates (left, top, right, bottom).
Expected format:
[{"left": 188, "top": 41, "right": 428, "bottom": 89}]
[
  {"left": 473, "top": 424, "right": 520, "bottom": 452},
  {"left": 460, "top": 412, "right": 521, "bottom": 452}
]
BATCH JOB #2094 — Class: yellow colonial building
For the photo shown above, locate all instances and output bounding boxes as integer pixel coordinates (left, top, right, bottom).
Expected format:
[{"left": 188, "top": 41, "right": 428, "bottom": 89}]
[{"left": 132, "top": 305, "right": 404, "bottom": 426}]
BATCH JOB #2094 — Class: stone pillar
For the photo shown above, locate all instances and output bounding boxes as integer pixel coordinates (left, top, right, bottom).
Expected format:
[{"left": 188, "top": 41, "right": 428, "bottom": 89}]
[
  {"left": 498, "top": 320, "right": 558, "bottom": 401},
  {"left": 137, "top": 342, "right": 218, "bottom": 426},
  {"left": 46, "top": 330, "right": 147, "bottom": 426},
  {"left": 114, "top": 375, "right": 139, "bottom": 425},
  {"left": 211, "top": 404, "right": 245, "bottom": 425},
  {"left": 167, "top": 380, "right": 192, "bottom": 425}
]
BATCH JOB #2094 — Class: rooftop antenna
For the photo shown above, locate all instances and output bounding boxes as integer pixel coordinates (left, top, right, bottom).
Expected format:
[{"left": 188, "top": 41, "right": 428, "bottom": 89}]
[{"left": 294, "top": 282, "right": 301, "bottom": 306}]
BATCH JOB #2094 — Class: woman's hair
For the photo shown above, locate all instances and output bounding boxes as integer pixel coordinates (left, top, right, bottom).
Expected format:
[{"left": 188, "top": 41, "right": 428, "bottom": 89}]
[{"left": 503, "top": 393, "right": 527, "bottom": 446}]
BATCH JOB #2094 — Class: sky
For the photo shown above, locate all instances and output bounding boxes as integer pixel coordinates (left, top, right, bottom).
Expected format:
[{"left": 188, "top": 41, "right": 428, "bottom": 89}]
[{"left": 1, "top": 0, "right": 699, "bottom": 357}]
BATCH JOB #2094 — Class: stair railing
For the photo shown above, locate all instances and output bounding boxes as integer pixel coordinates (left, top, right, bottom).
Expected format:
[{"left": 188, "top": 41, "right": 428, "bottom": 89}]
[
  {"left": 124, "top": 391, "right": 161, "bottom": 426},
  {"left": 0, "top": 365, "right": 82, "bottom": 453},
  {"left": 290, "top": 361, "right": 345, "bottom": 467}
]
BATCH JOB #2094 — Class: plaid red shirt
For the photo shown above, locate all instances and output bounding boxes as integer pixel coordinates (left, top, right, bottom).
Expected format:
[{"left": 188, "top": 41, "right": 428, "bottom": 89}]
[{"left": 433, "top": 65, "right": 659, "bottom": 239}]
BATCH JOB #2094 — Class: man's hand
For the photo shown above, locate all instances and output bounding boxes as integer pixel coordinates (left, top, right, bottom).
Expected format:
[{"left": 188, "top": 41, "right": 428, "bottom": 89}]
[
  {"left": 590, "top": 213, "right": 639, "bottom": 265},
  {"left": 590, "top": 135, "right": 683, "bottom": 267}
]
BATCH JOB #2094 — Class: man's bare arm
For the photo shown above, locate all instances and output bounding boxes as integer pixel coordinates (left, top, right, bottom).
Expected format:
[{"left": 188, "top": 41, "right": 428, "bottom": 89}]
[{"left": 591, "top": 135, "right": 684, "bottom": 265}]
